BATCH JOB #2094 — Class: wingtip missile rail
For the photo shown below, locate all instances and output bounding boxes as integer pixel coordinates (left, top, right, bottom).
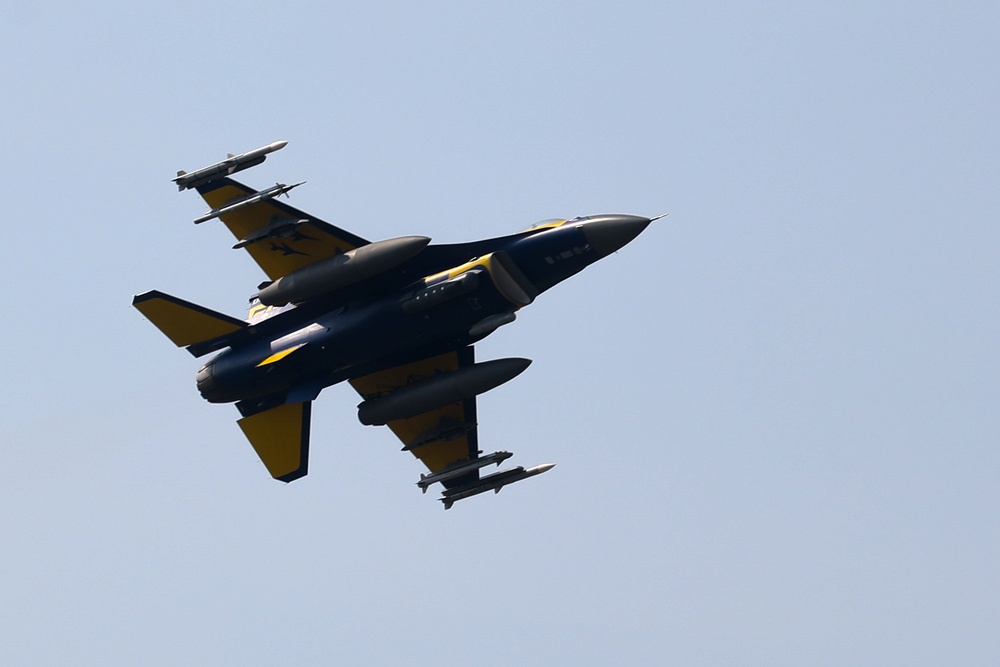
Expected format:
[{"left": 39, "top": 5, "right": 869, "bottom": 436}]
[
  {"left": 416, "top": 450, "right": 514, "bottom": 493},
  {"left": 193, "top": 181, "right": 305, "bottom": 224},
  {"left": 439, "top": 463, "right": 555, "bottom": 509},
  {"left": 173, "top": 140, "right": 289, "bottom": 191}
]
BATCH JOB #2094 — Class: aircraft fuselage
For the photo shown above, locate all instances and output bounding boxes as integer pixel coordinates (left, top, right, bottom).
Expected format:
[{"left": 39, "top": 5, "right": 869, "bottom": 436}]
[{"left": 196, "top": 215, "right": 650, "bottom": 414}]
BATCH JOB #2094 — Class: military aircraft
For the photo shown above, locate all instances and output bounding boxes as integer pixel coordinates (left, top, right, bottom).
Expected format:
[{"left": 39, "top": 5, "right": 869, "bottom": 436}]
[{"left": 134, "top": 142, "right": 656, "bottom": 508}]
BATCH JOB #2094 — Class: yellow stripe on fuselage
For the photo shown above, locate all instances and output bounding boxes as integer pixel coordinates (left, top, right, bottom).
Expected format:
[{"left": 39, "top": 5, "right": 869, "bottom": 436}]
[
  {"left": 419, "top": 254, "right": 495, "bottom": 285},
  {"left": 256, "top": 343, "right": 306, "bottom": 367},
  {"left": 418, "top": 252, "right": 532, "bottom": 308}
]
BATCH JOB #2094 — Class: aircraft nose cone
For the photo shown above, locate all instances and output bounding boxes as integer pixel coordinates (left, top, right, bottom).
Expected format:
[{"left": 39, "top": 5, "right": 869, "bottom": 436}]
[{"left": 581, "top": 215, "right": 652, "bottom": 256}]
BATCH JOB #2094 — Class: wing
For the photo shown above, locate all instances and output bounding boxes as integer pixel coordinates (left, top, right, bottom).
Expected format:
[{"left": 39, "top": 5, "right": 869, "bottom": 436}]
[
  {"left": 349, "top": 347, "right": 481, "bottom": 488},
  {"left": 195, "top": 177, "right": 370, "bottom": 280}
]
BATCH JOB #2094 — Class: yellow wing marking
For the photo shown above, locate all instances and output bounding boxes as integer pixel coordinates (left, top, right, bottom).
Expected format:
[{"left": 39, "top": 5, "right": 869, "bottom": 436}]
[
  {"left": 350, "top": 351, "right": 477, "bottom": 474},
  {"left": 237, "top": 402, "right": 311, "bottom": 482},
  {"left": 198, "top": 182, "right": 364, "bottom": 281}
]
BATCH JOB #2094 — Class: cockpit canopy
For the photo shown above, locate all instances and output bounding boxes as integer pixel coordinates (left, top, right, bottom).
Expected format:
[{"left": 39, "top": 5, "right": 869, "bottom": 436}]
[{"left": 518, "top": 218, "right": 567, "bottom": 233}]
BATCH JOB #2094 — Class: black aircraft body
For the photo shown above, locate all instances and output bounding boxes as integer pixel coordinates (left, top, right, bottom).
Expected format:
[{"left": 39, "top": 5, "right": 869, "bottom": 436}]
[{"left": 134, "top": 142, "right": 655, "bottom": 508}]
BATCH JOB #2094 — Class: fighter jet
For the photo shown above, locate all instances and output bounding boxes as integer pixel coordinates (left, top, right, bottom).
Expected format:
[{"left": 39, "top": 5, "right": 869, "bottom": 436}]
[{"left": 134, "top": 142, "right": 655, "bottom": 508}]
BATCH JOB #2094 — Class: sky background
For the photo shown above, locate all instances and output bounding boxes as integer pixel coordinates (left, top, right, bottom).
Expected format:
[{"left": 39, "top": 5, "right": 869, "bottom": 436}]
[{"left": 2, "top": 1, "right": 997, "bottom": 664}]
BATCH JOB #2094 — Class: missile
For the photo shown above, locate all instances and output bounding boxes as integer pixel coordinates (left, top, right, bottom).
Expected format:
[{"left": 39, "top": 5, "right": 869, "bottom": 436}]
[
  {"left": 258, "top": 235, "right": 431, "bottom": 306},
  {"left": 357, "top": 357, "right": 531, "bottom": 426},
  {"left": 173, "top": 140, "right": 288, "bottom": 191},
  {"left": 233, "top": 218, "right": 308, "bottom": 249},
  {"left": 439, "top": 463, "right": 556, "bottom": 509},
  {"left": 416, "top": 450, "right": 514, "bottom": 493},
  {"left": 193, "top": 181, "right": 304, "bottom": 224}
]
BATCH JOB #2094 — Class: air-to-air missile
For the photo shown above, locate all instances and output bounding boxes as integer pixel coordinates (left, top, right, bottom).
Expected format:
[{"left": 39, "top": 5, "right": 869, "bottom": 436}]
[
  {"left": 193, "top": 181, "right": 304, "bottom": 224},
  {"left": 172, "top": 140, "right": 288, "bottom": 191},
  {"left": 416, "top": 450, "right": 514, "bottom": 493},
  {"left": 439, "top": 463, "right": 556, "bottom": 509}
]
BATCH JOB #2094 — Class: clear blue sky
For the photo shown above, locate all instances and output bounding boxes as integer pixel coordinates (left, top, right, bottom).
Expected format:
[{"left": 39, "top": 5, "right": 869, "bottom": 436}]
[{"left": 2, "top": 2, "right": 997, "bottom": 664}]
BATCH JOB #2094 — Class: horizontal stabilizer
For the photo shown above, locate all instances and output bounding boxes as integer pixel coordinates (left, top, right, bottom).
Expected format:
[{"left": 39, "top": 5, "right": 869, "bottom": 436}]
[
  {"left": 237, "top": 401, "right": 311, "bottom": 482},
  {"left": 133, "top": 290, "right": 246, "bottom": 349}
]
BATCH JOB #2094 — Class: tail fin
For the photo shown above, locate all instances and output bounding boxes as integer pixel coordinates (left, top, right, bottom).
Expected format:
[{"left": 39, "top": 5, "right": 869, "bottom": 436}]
[{"left": 132, "top": 290, "right": 246, "bottom": 354}]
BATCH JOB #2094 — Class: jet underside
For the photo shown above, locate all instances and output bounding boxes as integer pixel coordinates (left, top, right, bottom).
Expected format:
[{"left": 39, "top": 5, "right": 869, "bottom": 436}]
[
  {"left": 198, "top": 224, "right": 605, "bottom": 410},
  {"left": 133, "top": 141, "right": 653, "bottom": 507}
]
